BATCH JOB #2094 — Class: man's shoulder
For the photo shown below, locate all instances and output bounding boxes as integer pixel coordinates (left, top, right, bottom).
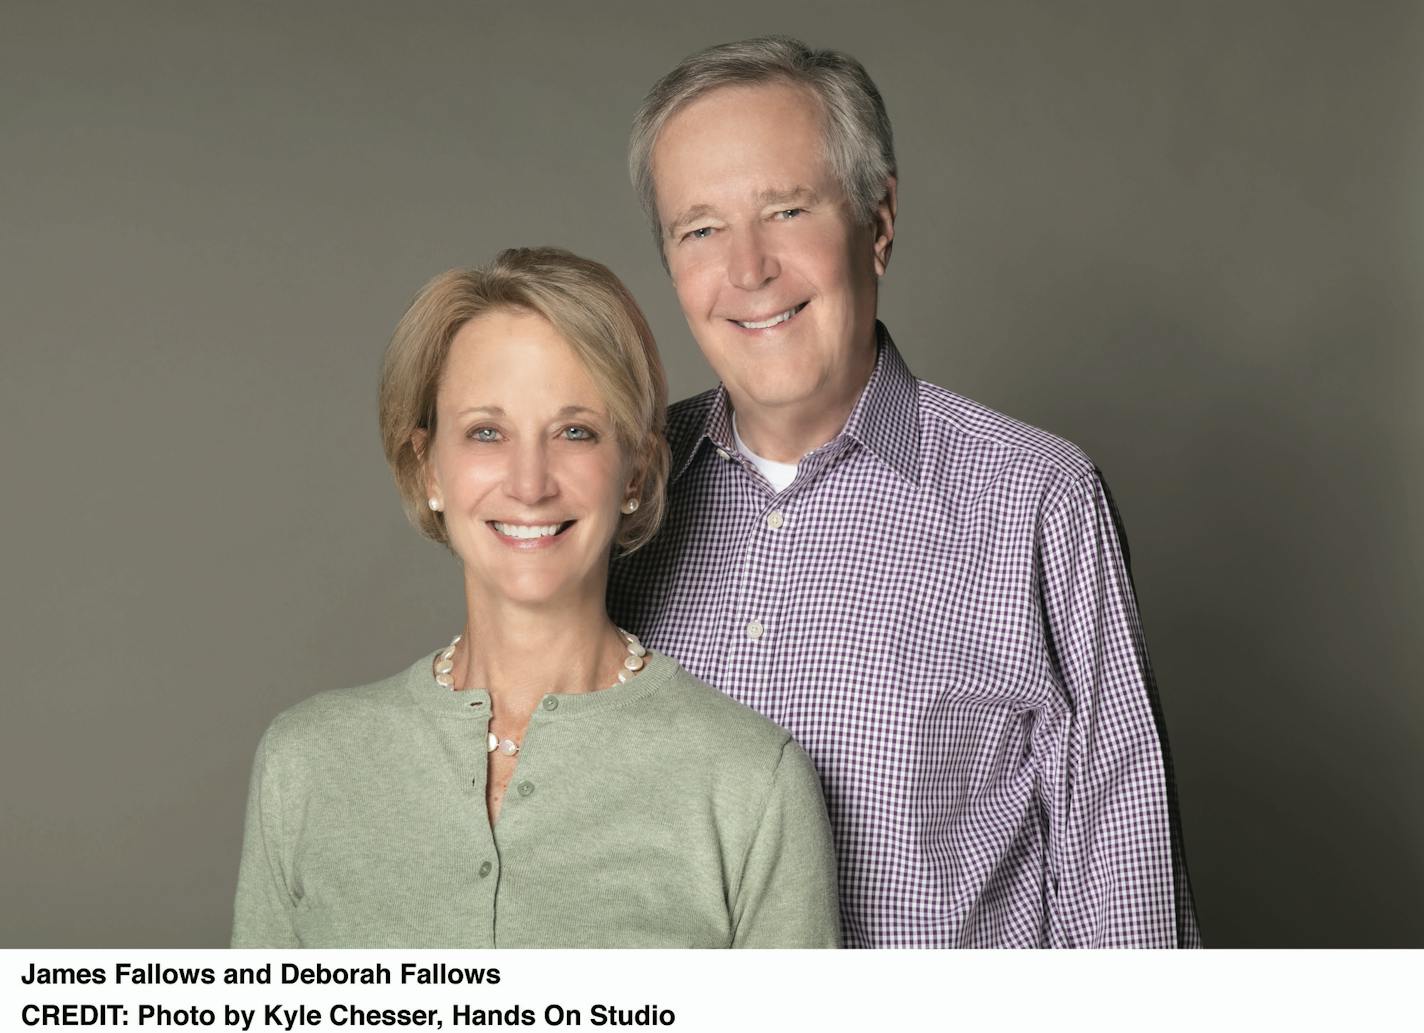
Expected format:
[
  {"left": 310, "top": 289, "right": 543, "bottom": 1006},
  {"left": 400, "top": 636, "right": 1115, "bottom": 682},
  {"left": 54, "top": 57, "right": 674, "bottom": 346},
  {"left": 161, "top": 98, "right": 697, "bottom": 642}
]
[{"left": 915, "top": 378, "right": 1096, "bottom": 490}]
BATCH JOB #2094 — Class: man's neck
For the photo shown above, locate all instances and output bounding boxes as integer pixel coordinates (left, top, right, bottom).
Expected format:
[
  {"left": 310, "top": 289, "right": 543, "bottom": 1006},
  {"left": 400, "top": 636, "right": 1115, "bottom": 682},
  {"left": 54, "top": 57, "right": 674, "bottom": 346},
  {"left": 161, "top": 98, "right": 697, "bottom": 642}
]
[{"left": 728, "top": 351, "right": 876, "bottom": 463}]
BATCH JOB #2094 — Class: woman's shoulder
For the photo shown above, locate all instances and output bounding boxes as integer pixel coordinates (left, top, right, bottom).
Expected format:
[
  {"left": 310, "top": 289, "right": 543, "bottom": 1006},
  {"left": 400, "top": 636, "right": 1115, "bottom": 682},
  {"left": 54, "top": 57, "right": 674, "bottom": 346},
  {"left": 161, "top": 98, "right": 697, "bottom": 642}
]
[
  {"left": 259, "top": 656, "right": 425, "bottom": 755},
  {"left": 636, "top": 654, "right": 825, "bottom": 823},
  {"left": 645, "top": 652, "right": 796, "bottom": 757}
]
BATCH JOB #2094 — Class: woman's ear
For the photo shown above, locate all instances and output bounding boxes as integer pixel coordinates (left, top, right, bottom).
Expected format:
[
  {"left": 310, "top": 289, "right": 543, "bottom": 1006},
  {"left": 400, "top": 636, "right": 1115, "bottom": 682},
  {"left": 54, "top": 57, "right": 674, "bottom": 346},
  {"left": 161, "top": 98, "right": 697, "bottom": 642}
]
[
  {"left": 412, "top": 429, "right": 439, "bottom": 503},
  {"left": 618, "top": 455, "right": 644, "bottom": 516}
]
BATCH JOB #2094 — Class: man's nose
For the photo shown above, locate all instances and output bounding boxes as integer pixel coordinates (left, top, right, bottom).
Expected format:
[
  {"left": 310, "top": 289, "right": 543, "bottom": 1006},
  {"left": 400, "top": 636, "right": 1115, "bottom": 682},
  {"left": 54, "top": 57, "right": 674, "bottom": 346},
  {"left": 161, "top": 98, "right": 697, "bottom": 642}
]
[
  {"left": 505, "top": 441, "right": 557, "bottom": 505},
  {"left": 727, "top": 226, "right": 779, "bottom": 291}
]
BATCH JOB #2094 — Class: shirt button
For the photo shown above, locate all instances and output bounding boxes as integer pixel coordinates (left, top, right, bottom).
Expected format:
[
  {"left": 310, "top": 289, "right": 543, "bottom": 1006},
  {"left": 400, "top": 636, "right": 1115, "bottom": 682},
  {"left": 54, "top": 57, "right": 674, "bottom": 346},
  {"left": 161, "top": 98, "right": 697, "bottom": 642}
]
[
  {"left": 542, "top": 696, "right": 558, "bottom": 711},
  {"left": 746, "top": 620, "right": 764, "bottom": 641},
  {"left": 478, "top": 861, "right": 493, "bottom": 878},
  {"left": 765, "top": 510, "right": 785, "bottom": 530},
  {"left": 517, "top": 780, "right": 535, "bottom": 797},
  {"left": 715, "top": 448, "right": 731, "bottom": 460}
]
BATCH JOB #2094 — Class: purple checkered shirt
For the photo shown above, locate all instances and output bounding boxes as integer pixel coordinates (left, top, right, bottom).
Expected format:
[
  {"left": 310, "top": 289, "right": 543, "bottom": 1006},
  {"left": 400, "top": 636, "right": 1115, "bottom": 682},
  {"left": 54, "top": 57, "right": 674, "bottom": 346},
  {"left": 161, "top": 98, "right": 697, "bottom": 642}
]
[{"left": 609, "top": 325, "right": 1199, "bottom": 948}]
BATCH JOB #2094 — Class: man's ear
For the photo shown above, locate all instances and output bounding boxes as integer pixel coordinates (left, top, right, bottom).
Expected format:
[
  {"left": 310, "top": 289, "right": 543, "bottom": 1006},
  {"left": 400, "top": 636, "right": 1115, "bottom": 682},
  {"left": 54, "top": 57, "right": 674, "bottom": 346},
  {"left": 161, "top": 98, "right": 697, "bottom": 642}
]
[{"left": 872, "top": 175, "right": 897, "bottom": 277}]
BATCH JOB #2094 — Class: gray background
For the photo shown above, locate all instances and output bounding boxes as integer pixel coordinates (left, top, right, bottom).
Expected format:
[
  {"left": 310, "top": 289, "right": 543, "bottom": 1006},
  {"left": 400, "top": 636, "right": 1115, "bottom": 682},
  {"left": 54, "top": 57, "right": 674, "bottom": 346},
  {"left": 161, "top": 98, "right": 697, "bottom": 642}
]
[{"left": 2, "top": 0, "right": 1419, "bottom": 947}]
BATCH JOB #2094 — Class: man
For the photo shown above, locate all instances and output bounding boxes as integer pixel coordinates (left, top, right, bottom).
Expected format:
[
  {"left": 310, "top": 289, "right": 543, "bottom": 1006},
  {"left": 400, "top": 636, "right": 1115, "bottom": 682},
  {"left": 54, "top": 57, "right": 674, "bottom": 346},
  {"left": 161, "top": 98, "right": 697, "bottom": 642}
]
[{"left": 609, "top": 36, "right": 1199, "bottom": 948}]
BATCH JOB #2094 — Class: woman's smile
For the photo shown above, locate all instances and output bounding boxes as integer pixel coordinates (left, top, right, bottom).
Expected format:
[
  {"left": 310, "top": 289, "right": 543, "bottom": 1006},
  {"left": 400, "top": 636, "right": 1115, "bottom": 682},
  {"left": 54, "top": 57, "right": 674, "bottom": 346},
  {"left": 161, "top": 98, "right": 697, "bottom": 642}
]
[{"left": 488, "top": 519, "right": 577, "bottom": 549}]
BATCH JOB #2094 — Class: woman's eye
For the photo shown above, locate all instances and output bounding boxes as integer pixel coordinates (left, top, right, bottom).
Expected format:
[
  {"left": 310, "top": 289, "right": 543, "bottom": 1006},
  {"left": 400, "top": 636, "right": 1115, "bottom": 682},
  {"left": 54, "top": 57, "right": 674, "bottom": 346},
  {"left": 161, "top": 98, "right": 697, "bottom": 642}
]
[
  {"left": 775, "top": 208, "right": 804, "bottom": 220},
  {"left": 467, "top": 427, "right": 501, "bottom": 443},
  {"left": 561, "top": 425, "right": 596, "bottom": 441}
]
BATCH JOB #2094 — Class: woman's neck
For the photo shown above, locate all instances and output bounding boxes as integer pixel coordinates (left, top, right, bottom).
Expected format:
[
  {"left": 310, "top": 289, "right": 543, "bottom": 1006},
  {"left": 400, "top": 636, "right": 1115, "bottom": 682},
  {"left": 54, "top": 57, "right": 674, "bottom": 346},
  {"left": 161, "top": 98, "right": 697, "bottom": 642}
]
[{"left": 452, "top": 592, "right": 625, "bottom": 713}]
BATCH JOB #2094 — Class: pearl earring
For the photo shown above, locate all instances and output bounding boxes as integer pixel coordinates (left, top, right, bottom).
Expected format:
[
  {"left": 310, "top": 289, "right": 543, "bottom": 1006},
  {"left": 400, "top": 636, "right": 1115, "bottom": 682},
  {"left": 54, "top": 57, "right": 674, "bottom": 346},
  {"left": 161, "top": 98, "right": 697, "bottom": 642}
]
[
  {"left": 621, "top": 497, "right": 640, "bottom": 515},
  {"left": 428, "top": 498, "right": 442, "bottom": 512}
]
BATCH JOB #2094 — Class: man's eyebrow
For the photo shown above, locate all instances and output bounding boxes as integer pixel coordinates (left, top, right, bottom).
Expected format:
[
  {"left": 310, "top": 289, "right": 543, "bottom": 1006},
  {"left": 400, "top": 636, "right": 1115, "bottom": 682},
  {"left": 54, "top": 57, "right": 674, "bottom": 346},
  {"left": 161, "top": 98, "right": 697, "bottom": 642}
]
[
  {"left": 665, "top": 188, "right": 823, "bottom": 238},
  {"left": 755, "top": 186, "right": 821, "bottom": 207},
  {"left": 666, "top": 204, "right": 718, "bottom": 237}
]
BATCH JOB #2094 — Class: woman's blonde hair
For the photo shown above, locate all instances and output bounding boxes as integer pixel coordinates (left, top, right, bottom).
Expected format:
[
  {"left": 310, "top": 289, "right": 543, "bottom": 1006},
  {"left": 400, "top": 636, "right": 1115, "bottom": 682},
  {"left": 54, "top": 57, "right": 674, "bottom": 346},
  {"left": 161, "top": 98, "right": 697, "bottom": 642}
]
[{"left": 379, "top": 247, "right": 670, "bottom": 554}]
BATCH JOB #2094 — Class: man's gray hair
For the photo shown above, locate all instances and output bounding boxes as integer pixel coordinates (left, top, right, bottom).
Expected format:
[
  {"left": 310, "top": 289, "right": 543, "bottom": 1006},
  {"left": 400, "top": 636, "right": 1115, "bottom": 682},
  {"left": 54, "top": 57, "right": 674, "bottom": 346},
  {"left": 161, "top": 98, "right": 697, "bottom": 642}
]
[{"left": 629, "top": 35, "right": 896, "bottom": 263}]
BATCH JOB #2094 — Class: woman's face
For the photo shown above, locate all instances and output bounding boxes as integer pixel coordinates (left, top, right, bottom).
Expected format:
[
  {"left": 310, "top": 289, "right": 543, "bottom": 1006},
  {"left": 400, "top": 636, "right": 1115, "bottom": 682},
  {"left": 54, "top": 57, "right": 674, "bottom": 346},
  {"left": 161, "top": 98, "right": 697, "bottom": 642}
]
[{"left": 423, "top": 308, "right": 633, "bottom": 609}]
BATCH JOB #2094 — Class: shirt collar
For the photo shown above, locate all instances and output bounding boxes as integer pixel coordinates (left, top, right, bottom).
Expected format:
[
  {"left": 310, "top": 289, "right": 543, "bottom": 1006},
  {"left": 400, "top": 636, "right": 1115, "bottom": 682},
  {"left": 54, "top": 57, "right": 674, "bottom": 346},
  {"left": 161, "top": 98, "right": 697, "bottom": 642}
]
[
  {"left": 670, "top": 322, "right": 921, "bottom": 487},
  {"left": 840, "top": 323, "right": 921, "bottom": 486},
  {"left": 668, "top": 383, "right": 735, "bottom": 485}
]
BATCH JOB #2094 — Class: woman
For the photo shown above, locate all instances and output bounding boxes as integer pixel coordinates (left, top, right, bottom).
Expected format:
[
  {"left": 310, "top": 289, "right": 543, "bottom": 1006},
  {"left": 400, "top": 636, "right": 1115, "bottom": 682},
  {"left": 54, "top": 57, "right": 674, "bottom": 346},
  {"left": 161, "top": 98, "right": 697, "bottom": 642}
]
[{"left": 231, "top": 247, "right": 840, "bottom": 948}]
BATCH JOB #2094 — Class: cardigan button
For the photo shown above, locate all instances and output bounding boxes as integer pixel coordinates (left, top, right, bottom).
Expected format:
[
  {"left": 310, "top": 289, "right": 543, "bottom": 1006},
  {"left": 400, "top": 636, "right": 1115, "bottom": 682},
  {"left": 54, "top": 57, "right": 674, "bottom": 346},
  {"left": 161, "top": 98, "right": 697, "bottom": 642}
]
[
  {"left": 517, "top": 781, "right": 535, "bottom": 797},
  {"left": 478, "top": 861, "right": 493, "bottom": 878}
]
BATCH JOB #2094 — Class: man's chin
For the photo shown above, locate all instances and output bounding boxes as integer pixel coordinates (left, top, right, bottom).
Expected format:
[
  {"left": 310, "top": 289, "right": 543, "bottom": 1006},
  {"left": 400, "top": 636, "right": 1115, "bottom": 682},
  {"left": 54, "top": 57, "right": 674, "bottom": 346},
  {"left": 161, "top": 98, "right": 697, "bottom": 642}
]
[
  {"left": 716, "top": 355, "right": 821, "bottom": 400},
  {"left": 726, "top": 380, "right": 824, "bottom": 417}
]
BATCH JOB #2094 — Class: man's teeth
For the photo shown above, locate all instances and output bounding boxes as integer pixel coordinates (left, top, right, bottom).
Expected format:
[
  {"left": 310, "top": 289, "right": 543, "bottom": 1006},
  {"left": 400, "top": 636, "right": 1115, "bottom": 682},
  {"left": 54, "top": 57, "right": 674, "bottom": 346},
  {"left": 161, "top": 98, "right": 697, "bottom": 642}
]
[
  {"left": 493, "top": 522, "right": 564, "bottom": 539},
  {"left": 735, "top": 305, "right": 801, "bottom": 330}
]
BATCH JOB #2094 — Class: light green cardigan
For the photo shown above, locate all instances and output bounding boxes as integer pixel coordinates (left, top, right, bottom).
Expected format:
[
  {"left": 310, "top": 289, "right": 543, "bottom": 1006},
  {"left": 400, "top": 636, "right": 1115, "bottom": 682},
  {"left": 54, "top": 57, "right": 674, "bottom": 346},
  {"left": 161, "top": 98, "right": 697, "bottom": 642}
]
[{"left": 232, "top": 649, "right": 840, "bottom": 948}]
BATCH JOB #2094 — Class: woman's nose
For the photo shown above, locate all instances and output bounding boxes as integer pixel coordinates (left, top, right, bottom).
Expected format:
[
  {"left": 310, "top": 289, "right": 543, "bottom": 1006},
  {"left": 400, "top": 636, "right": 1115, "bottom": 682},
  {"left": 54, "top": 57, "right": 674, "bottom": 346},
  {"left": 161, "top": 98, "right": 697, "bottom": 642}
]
[{"left": 505, "top": 442, "right": 557, "bottom": 504}]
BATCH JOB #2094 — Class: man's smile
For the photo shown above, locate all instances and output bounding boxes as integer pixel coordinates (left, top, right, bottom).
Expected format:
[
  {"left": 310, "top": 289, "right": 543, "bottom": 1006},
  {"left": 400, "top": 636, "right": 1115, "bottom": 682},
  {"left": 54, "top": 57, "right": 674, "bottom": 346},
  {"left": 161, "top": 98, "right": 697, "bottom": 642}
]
[{"left": 729, "top": 301, "right": 808, "bottom": 331}]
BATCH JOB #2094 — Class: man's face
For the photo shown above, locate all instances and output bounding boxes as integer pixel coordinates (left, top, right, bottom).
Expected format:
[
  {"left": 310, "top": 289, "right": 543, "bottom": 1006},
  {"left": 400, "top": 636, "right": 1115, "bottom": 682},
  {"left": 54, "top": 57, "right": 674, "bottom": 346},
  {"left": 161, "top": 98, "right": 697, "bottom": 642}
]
[{"left": 651, "top": 82, "right": 894, "bottom": 431}]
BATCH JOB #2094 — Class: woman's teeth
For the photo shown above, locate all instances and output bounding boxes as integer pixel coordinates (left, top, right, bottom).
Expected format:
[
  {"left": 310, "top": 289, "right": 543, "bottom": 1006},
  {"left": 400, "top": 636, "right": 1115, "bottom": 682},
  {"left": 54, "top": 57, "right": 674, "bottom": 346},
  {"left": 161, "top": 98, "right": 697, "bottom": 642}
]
[
  {"left": 734, "top": 304, "right": 803, "bottom": 330},
  {"left": 493, "top": 522, "right": 564, "bottom": 539}
]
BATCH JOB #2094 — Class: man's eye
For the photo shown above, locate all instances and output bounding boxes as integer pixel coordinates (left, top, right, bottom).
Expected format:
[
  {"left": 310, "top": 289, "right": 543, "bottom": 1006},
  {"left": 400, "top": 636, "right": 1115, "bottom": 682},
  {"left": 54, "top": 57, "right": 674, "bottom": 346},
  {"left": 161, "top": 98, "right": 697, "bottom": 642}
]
[
  {"left": 775, "top": 208, "right": 805, "bottom": 220},
  {"left": 467, "top": 427, "right": 501, "bottom": 442},
  {"left": 561, "top": 425, "right": 596, "bottom": 441},
  {"left": 683, "top": 226, "right": 714, "bottom": 241}
]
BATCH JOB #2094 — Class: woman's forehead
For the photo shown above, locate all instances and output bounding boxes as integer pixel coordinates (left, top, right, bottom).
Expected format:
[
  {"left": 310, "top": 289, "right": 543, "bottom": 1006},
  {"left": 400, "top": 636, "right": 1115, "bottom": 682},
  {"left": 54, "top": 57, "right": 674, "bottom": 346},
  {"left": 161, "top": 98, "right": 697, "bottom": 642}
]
[{"left": 439, "top": 311, "right": 611, "bottom": 417}]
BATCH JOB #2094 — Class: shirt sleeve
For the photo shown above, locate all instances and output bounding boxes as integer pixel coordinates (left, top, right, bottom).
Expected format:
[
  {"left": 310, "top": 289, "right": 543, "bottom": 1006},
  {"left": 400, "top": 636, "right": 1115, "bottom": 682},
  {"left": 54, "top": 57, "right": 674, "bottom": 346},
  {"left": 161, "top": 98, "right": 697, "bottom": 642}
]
[
  {"left": 1035, "top": 469, "right": 1200, "bottom": 947},
  {"left": 231, "top": 725, "right": 301, "bottom": 948},
  {"left": 731, "top": 738, "right": 842, "bottom": 948}
]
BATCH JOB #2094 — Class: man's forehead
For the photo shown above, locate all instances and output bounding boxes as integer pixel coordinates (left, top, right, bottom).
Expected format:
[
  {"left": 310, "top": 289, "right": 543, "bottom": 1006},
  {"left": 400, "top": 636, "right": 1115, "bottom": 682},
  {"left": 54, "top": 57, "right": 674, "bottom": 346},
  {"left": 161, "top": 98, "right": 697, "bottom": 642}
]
[{"left": 650, "top": 80, "right": 825, "bottom": 173}]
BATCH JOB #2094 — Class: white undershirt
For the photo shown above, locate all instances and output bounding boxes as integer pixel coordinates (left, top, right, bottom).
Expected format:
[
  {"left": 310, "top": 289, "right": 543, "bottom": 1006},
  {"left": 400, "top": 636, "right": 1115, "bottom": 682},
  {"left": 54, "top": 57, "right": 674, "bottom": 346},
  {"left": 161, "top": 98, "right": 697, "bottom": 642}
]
[{"left": 732, "top": 414, "right": 800, "bottom": 493}]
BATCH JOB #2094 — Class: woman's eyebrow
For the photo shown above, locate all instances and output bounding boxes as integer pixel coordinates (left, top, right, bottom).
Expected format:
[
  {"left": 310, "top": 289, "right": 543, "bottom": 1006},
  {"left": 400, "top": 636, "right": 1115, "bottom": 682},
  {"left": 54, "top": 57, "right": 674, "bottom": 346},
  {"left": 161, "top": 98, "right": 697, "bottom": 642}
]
[{"left": 457, "top": 404, "right": 604, "bottom": 419}]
